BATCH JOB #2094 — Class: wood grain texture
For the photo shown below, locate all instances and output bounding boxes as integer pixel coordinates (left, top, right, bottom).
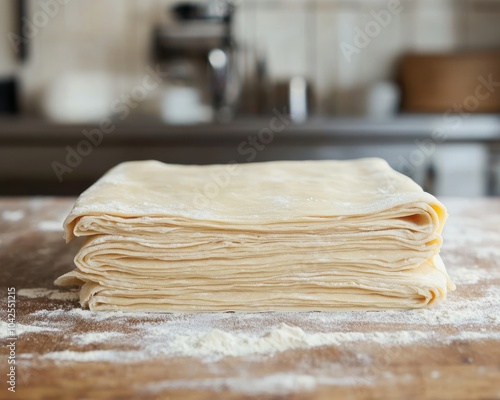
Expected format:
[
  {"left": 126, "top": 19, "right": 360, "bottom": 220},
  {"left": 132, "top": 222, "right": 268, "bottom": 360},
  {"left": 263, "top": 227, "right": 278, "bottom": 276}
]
[{"left": 0, "top": 197, "right": 499, "bottom": 400}]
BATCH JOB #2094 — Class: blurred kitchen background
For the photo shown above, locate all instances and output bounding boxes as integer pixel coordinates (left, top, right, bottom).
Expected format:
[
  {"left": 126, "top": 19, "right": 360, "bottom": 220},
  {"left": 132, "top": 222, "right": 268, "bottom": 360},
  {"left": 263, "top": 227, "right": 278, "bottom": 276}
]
[{"left": 1, "top": 0, "right": 500, "bottom": 196}]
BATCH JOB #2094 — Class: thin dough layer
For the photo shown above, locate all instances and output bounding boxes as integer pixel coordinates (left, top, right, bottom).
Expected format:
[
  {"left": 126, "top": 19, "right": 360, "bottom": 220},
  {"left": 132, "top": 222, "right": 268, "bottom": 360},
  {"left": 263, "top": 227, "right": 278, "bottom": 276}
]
[{"left": 55, "top": 158, "right": 455, "bottom": 312}]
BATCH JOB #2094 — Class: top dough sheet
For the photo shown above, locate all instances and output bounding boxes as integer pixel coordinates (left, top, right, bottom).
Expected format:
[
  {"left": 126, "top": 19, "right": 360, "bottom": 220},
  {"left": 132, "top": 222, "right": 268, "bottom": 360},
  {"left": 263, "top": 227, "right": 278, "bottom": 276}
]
[{"left": 63, "top": 158, "right": 446, "bottom": 241}]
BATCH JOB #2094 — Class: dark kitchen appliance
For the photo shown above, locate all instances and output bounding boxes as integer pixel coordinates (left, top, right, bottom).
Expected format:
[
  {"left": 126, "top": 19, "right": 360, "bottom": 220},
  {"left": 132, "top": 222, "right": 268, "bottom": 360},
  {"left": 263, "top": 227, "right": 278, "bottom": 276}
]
[
  {"left": 153, "top": 0, "right": 240, "bottom": 123},
  {"left": 0, "top": 78, "right": 18, "bottom": 115}
]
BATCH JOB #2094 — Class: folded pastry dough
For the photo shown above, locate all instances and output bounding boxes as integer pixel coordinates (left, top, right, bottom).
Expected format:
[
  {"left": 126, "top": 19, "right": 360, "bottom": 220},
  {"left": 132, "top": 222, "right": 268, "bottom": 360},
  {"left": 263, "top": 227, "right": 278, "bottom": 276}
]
[{"left": 55, "top": 158, "right": 455, "bottom": 312}]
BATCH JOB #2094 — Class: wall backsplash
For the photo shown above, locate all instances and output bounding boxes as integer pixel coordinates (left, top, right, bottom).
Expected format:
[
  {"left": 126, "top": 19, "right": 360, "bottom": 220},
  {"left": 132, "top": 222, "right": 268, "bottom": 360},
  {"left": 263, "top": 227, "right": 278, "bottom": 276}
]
[{"left": 14, "top": 0, "right": 500, "bottom": 116}]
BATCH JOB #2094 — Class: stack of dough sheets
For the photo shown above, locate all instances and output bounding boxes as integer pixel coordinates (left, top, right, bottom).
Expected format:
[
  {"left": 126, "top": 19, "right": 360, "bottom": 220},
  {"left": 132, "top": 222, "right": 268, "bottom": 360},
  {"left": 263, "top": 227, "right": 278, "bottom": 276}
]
[{"left": 55, "top": 158, "right": 455, "bottom": 312}]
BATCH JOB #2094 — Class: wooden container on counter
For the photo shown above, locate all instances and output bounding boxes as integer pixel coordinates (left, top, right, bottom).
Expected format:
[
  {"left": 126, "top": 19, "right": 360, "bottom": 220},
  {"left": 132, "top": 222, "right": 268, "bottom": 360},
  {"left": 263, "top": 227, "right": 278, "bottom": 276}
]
[{"left": 399, "top": 52, "right": 500, "bottom": 113}]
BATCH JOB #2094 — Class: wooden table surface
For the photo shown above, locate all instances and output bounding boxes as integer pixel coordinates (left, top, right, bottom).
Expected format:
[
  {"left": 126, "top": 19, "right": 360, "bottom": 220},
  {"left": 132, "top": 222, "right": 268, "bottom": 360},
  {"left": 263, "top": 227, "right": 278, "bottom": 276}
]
[{"left": 0, "top": 197, "right": 499, "bottom": 400}]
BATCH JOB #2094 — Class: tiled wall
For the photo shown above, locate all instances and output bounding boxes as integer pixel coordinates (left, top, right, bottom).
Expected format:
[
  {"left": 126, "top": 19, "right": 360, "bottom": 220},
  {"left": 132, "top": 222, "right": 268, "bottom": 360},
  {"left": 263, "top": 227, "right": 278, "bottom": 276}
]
[
  {"left": 14, "top": 0, "right": 500, "bottom": 115},
  {"left": 238, "top": 0, "right": 500, "bottom": 115}
]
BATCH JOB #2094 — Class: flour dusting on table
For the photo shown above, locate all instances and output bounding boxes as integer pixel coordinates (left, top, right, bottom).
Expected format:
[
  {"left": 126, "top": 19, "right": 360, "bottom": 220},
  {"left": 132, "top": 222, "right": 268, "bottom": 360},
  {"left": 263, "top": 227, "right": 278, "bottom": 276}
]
[
  {"left": 0, "top": 321, "right": 60, "bottom": 339},
  {"left": 18, "top": 288, "right": 79, "bottom": 301},
  {"left": 15, "top": 283, "right": 500, "bottom": 362},
  {"left": 6, "top": 198, "right": 500, "bottom": 396},
  {"left": 73, "top": 331, "right": 125, "bottom": 345},
  {"left": 44, "top": 350, "right": 144, "bottom": 363},
  {"left": 145, "top": 373, "right": 364, "bottom": 395},
  {"left": 2, "top": 210, "right": 25, "bottom": 221},
  {"left": 37, "top": 220, "right": 63, "bottom": 231}
]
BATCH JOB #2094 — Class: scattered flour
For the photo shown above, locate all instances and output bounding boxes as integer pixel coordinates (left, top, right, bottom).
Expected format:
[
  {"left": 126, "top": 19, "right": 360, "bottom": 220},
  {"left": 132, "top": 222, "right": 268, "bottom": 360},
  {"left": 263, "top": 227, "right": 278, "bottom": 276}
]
[
  {"left": 21, "top": 284, "right": 500, "bottom": 363},
  {"left": 430, "top": 370, "right": 441, "bottom": 379},
  {"left": 32, "top": 307, "right": 128, "bottom": 321},
  {"left": 19, "top": 282, "right": 500, "bottom": 365},
  {"left": 166, "top": 323, "right": 430, "bottom": 359},
  {"left": 449, "top": 266, "right": 492, "bottom": 285},
  {"left": 43, "top": 350, "right": 144, "bottom": 363},
  {"left": 145, "top": 373, "right": 365, "bottom": 395},
  {"left": 2, "top": 210, "right": 25, "bottom": 221},
  {"left": 445, "top": 331, "right": 500, "bottom": 342},
  {"left": 73, "top": 331, "right": 124, "bottom": 345},
  {"left": 18, "top": 288, "right": 79, "bottom": 301},
  {"left": 37, "top": 220, "right": 63, "bottom": 231},
  {"left": 0, "top": 321, "right": 59, "bottom": 339}
]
